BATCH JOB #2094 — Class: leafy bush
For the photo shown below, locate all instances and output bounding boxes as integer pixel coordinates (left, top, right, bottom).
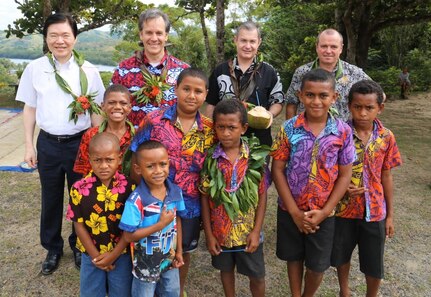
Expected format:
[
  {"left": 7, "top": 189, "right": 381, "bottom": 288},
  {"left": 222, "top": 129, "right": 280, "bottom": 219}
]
[
  {"left": 367, "top": 66, "right": 400, "bottom": 97},
  {"left": 100, "top": 71, "right": 113, "bottom": 88},
  {"left": 404, "top": 48, "right": 431, "bottom": 92}
]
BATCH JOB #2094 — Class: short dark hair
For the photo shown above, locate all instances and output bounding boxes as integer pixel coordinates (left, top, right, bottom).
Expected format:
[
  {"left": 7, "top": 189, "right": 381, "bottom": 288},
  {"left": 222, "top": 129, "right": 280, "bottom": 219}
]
[
  {"left": 213, "top": 99, "right": 248, "bottom": 125},
  {"left": 138, "top": 8, "right": 170, "bottom": 33},
  {"left": 89, "top": 132, "right": 120, "bottom": 155},
  {"left": 301, "top": 68, "right": 335, "bottom": 91},
  {"left": 348, "top": 80, "right": 385, "bottom": 105},
  {"left": 104, "top": 84, "right": 130, "bottom": 102},
  {"left": 43, "top": 13, "right": 78, "bottom": 38},
  {"left": 135, "top": 140, "right": 167, "bottom": 162},
  {"left": 176, "top": 68, "right": 209, "bottom": 89}
]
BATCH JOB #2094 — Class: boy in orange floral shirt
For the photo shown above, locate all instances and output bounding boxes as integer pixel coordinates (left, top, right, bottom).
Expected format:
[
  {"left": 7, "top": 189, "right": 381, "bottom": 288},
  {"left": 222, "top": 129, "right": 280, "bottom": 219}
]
[
  {"left": 74, "top": 84, "right": 134, "bottom": 176},
  {"left": 332, "top": 80, "right": 402, "bottom": 297},
  {"left": 67, "top": 132, "right": 135, "bottom": 296}
]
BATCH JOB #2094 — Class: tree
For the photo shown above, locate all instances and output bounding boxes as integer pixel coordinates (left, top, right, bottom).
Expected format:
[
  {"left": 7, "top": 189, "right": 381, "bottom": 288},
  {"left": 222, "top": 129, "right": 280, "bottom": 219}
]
[
  {"left": 176, "top": 0, "right": 216, "bottom": 69},
  {"left": 216, "top": 0, "right": 227, "bottom": 64},
  {"left": 6, "top": 0, "right": 146, "bottom": 38}
]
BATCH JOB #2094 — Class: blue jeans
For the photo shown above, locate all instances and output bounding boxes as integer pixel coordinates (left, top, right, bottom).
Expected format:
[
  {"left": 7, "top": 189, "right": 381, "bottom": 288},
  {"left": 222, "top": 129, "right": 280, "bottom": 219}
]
[
  {"left": 131, "top": 268, "right": 180, "bottom": 297},
  {"left": 80, "top": 253, "right": 132, "bottom": 297}
]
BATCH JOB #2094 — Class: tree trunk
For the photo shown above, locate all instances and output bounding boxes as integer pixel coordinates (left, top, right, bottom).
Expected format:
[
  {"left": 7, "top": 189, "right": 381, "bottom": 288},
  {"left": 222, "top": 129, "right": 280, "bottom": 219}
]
[
  {"left": 57, "top": 0, "right": 71, "bottom": 13},
  {"left": 356, "top": 31, "right": 372, "bottom": 69},
  {"left": 42, "top": 0, "right": 52, "bottom": 54},
  {"left": 216, "top": 0, "right": 225, "bottom": 64},
  {"left": 199, "top": 8, "right": 215, "bottom": 69},
  {"left": 342, "top": 0, "right": 357, "bottom": 64}
]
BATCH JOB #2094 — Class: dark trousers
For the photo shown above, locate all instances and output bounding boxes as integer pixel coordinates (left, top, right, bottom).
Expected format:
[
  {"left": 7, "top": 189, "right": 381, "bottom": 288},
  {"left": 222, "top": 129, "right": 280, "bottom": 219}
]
[{"left": 36, "top": 131, "right": 83, "bottom": 254}]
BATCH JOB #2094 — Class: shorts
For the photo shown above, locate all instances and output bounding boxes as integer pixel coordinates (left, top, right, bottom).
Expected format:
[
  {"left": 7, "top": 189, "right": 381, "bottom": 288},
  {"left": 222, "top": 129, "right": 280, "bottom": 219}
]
[
  {"left": 212, "top": 244, "right": 265, "bottom": 278},
  {"left": 181, "top": 217, "right": 201, "bottom": 253},
  {"left": 331, "top": 217, "right": 386, "bottom": 279},
  {"left": 276, "top": 206, "right": 335, "bottom": 273}
]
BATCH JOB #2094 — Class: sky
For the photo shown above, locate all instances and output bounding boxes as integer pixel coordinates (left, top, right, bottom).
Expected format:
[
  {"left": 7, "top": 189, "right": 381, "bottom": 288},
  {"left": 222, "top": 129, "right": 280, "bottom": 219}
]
[{"left": 0, "top": 0, "right": 175, "bottom": 30}]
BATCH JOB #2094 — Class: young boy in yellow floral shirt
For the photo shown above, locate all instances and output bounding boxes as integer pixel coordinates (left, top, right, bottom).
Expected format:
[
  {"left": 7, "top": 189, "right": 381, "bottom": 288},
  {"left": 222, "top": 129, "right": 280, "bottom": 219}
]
[{"left": 67, "top": 132, "right": 135, "bottom": 297}]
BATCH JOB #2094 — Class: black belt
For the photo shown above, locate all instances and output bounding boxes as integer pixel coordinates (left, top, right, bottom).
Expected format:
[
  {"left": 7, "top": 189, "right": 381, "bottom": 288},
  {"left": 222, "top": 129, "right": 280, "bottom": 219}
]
[{"left": 40, "top": 129, "right": 86, "bottom": 143}]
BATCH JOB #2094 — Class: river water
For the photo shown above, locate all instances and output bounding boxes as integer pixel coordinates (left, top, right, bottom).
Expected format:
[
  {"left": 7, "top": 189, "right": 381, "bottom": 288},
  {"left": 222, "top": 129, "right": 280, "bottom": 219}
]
[{"left": 8, "top": 58, "right": 116, "bottom": 72}]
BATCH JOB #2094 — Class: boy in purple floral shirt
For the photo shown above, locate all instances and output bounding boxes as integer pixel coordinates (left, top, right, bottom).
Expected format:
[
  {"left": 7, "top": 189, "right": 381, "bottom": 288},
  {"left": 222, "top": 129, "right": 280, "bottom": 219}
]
[
  {"left": 271, "top": 69, "right": 355, "bottom": 297},
  {"left": 67, "top": 132, "right": 135, "bottom": 297}
]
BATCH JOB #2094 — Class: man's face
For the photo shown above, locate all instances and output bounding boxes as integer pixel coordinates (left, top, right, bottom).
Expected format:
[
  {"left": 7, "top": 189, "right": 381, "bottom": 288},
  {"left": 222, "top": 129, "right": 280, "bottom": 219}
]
[
  {"left": 316, "top": 32, "right": 343, "bottom": 67},
  {"left": 45, "top": 21, "right": 77, "bottom": 63},
  {"left": 234, "top": 28, "right": 261, "bottom": 61},
  {"left": 139, "top": 16, "right": 168, "bottom": 59}
]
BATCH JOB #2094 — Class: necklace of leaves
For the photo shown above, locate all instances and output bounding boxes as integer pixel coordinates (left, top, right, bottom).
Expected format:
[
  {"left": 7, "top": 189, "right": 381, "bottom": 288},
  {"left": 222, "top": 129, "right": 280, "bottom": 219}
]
[
  {"left": 47, "top": 50, "right": 101, "bottom": 123},
  {"left": 201, "top": 135, "right": 271, "bottom": 220},
  {"left": 133, "top": 51, "right": 170, "bottom": 105}
]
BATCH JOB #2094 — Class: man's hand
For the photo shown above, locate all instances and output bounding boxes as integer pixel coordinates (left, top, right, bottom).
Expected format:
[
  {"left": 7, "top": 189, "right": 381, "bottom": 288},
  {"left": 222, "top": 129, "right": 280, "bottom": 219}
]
[
  {"left": 159, "top": 206, "right": 175, "bottom": 227},
  {"left": 245, "top": 230, "right": 260, "bottom": 253},
  {"left": 347, "top": 183, "right": 366, "bottom": 197},
  {"left": 24, "top": 147, "right": 37, "bottom": 168},
  {"left": 205, "top": 233, "right": 221, "bottom": 256}
]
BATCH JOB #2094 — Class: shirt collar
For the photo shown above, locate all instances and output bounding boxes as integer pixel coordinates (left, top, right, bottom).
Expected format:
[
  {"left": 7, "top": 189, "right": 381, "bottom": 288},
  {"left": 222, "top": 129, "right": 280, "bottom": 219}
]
[
  {"left": 349, "top": 118, "right": 384, "bottom": 140},
  {"left": 233, "top": 56, "right": 258, "bottom": 73},
  {"left": 136, "top": 178, "right": 182, "bottom": 204},
  {"left": 312, "top": 58, "right": 344, "bottom": 80},
  {"left": 53, "top": 53, "right": 75, "bottom": 70},
  {"left": 294, "top": 112, "right": 339, "bottom": 136},
  {"left": 161, "top": 104, "right": 205, "bottom": 131},
  {"left": 137, "top": 49, "right": 169, "bottom": 69},
  {"left": 212, "top": 139, "right": 249, "bottom": 160}
]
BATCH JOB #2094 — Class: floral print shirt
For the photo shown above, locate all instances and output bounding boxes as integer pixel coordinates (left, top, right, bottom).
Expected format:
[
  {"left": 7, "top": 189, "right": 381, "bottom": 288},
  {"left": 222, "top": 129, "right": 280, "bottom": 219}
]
[
  {"left": 271, "top": 113, "right": 356, "bottom": 211},
  {"left": 200, "top": 142, "right": 269, "bottom": 248},
  {"left": 73, "top": 123, "right": 133, "bottom": 176},
  {"left": 67, "top": 171, "right": 135, "bottom": 254},
  {"left": 336, "top": 119, "right": 402, "bottom": 221},
  {"left": 130, "top": 104, "right": 216, "bottom": 219},
  {"left": 285, "top": 59, "right": 370, "bottom": 121},
  {"left": 111, "top": 50, "right": 189, "bottom": 127}
]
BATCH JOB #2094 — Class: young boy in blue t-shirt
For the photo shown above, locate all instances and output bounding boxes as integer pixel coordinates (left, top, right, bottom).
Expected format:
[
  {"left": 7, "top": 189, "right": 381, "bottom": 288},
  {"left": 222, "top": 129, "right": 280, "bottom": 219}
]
[{"left": 119, "top": 140, "right": 185, "bottom": 297}]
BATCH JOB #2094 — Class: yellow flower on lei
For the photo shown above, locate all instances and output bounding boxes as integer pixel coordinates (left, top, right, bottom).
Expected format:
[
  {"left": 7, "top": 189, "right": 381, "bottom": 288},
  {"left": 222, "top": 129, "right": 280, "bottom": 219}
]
[
  {"left": 70, "top": 188, "right": 82, "bottom": 205},
  {"left": 85, "top": 213, "right": 108, "bottom": 235}
]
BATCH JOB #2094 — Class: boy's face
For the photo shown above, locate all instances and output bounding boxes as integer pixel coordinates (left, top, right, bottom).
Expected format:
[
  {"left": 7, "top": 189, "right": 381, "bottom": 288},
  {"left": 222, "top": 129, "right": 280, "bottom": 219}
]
[
  {"left": 89, "top": 143, "right": 121, "bottom": 186},
  {"left": 102, "top": 92, "right": 131, "bottom": 123},
  {"left": 214, "top": 112, "right": 248, "bottom": 150},
  {"left": 134, "top": 147, "right": 169, "bottom": 190},
  {"left": 349, "top": 93, "right": 383, "bottom": 129},
  {"left": 299, "top": 81, "right": 337, "bottom": 121},
  {"left": 175, "top": 76, "right": 207, "bottom": 116}
]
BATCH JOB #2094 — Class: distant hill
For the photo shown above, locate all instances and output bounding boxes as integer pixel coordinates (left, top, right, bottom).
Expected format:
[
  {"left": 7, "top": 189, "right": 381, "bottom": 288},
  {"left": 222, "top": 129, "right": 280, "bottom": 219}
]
[{"left": 0, "top": 30, "right": 121, "bottom": 66}]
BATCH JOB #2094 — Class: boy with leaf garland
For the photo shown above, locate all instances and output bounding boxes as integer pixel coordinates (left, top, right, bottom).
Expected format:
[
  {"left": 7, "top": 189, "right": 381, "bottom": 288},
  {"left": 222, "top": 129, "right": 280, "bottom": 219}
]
[{"left": 200, "top": 99, "right": 271, "bottom": 297}]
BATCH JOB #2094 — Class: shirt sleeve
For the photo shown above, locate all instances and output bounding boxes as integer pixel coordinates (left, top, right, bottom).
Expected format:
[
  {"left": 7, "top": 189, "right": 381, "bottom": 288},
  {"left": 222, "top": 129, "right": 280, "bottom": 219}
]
[
  {"left": 73, "top": 129, "right": 94, "bottom": 175},
  {"left": 206, "top": 67, "right": 222, "bottom": 106},
  {"left": 119, "top": 192, "right": 143, "bottom": 233},
  {"left": 16, "top": 63, "right": 37, "bottom": 106},
  {"left": 268, "top": 69, "right": 285, "bottom": 106},
  {"left": 285, "top": 68, "right": 303, "bottom": 105},
  {"left": 382, "top": 131, "right": 402, "bottom": 170},
  {"left": 270, "top": 124, "right": 291, "bottom": 161},
  {"left": 338, "top": 124, "right": 356, "bottom": 166}
]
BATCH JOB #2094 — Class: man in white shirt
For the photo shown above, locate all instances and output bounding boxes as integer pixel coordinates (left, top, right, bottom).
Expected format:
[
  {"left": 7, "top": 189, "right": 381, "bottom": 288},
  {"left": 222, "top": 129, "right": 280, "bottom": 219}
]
[{"left": 16, "top": 13, "right": 105, "bottom": 275}]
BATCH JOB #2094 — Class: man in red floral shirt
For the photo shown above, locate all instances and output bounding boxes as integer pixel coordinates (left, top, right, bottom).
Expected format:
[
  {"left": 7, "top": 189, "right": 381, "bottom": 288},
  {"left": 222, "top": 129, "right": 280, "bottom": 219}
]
[{"left": 111, "top": 8, "right": 189, "bottom": 127}]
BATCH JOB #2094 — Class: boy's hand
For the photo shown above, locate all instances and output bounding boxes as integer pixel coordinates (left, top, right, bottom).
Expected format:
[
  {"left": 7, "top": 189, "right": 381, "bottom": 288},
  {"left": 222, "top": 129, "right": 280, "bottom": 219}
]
[
  {"left": 347, "top": 183, "right": 366, "bottom": 197},
  {"left": 303, "top": 210, "right": 326, "bottom": 229},
  {"left": 172, "top": 252, "right": 184, "bottom": 268},
  {"left": 159, "top": 206, "right": 175, "bottom": 227},
  {"left": 385, "top": 217, "right": 395, "bottom": 238},
  {"left": 92, "top": 252, "right": 116, "bottom": 271},
  {"left": 205, "top": 233, "right": 222, "bottom": 256},
  {"left": 292, "top": 209, "right": 313, "bottom": 234},
  {"left": 245, "top": 230, "right": 260, "bottom": 253}
]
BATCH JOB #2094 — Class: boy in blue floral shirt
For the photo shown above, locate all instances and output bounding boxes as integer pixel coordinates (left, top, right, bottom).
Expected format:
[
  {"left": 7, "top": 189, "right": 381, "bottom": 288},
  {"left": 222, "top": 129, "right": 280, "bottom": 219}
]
[{"left": 67, "top": 132, "right": 135, "bottom": 297}]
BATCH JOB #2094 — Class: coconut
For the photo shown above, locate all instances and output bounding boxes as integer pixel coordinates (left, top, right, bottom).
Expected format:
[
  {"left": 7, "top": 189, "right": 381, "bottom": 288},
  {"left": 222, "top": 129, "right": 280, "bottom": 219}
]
[{"left": 247, "top": 106, "right": 273, "bottom": 129}]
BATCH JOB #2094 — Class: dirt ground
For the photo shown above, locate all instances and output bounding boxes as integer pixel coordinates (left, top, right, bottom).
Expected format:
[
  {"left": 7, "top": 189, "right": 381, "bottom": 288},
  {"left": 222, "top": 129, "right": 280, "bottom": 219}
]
[{"left": 0, "top": 93, "right": 430, "bottom": 296}]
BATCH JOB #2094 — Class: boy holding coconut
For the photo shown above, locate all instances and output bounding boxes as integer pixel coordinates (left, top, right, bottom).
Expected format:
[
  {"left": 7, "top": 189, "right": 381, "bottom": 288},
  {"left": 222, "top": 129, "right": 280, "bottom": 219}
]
[{"left": 200, "top": 99, "right": 271, "bottom": 297}]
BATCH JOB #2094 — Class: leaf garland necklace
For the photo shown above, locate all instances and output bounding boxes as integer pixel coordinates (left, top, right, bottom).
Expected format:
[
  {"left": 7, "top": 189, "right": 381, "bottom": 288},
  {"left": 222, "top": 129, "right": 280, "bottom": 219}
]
[
  {"left": 47, "top": 50, "right": 101, "bottom": 123},
  {"left": 200, "top": 135, "right": 271, "bottom": 221},
  {"left": 132, "top": 51, "right": 171, "bottom": 105}
]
